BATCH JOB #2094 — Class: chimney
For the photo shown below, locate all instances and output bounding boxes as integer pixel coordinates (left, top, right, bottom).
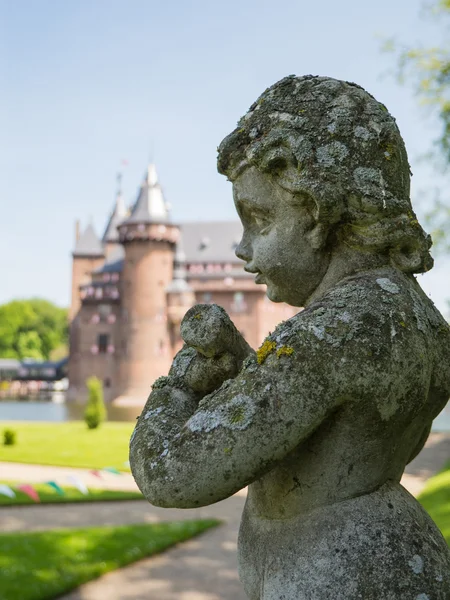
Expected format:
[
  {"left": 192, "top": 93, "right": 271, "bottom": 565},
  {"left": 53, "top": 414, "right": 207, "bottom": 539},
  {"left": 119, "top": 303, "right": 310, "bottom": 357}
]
[{"left": 75, "top": 220, "right": 80, "bottom": 242}]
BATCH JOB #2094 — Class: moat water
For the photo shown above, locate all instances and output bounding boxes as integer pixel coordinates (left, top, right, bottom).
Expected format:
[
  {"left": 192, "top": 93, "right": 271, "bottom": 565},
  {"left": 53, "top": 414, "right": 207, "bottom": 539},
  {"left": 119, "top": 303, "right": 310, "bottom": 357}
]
[
  {"left": 1, "top": 399, "right": 450, "bottom": 429},
  {"left": 0, "top": 399, "right": 141, "bottom": 422}
]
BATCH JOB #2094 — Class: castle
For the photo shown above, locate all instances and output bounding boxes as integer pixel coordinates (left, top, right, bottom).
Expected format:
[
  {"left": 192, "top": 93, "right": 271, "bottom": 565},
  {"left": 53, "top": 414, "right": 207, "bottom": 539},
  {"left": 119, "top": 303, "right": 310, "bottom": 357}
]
[{"left": 68, "top": 164, "right": 297, "bottom": 406}]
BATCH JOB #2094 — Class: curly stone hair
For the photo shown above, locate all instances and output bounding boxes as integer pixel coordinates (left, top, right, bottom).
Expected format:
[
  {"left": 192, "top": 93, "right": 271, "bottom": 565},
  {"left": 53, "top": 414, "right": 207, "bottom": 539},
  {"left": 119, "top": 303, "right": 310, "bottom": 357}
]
[{"left": 217, "top": 75, "right": 433, "bottom": 274}]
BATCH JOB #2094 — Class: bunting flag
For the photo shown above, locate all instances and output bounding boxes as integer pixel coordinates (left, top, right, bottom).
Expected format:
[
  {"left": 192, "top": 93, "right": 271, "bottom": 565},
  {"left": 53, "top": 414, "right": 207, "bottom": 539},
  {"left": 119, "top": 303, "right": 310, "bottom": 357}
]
[
  {"left": 67, "top": 475, "right": 89, "bottom": 495},
  {"left": 103, "top": 467, "right": 121, "bottom": 475},
  {"left": 0, "top": 484, "right": 16, "bottom": 498},
  {"left": 45, "top": 481, "right": 65, "bottom": 496},
  {"left": 17, "top": 484, "right": 40, "bottom": 503},
  {"left": 90, "top": 470, "right": 103, "bottom": 479}
]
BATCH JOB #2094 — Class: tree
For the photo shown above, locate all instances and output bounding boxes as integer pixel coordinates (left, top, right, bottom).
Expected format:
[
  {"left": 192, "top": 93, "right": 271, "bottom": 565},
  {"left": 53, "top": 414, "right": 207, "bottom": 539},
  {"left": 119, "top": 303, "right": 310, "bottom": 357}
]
[
  {"left": 84, "top": 376, "right": 107, "bottom": 430},
  {"left": 386, "top": 0, "right": 450, "bottom": 248},
  {"left": 0, "top": 298, "right": 68, "bottom": 360}
]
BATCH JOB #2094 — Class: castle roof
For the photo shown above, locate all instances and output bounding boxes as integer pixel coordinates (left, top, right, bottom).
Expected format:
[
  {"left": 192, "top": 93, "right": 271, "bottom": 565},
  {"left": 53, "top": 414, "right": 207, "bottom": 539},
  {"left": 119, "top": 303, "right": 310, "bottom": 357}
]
[
  {"left": 180, "top": 221, "right": 243, "bottom": 263},
  {"left": 102, "top": 190, "right": 127, "bottom": 243},
  {"left": 125, "top": 164, "right": 170, "bottom": 225},
  {"left": 73, "top": 224, "right": 104, "bottom": 257},
  {"left": 93, "top": 245, "right": 124, "bottom": 274}
]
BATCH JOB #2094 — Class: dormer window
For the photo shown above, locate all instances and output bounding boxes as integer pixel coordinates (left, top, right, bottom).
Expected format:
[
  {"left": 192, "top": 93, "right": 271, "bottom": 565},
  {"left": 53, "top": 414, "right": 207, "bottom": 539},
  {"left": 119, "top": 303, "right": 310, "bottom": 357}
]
[{"left": 199, "top": 237, "right": 210, "bottom": 251}]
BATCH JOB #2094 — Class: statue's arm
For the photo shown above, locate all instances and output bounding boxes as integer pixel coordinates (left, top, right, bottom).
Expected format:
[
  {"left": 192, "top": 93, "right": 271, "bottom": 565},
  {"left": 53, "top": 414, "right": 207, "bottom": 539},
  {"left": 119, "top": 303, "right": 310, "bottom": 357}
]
[{"left": 129, "top": 317, "right": 344, "bottom": 508}]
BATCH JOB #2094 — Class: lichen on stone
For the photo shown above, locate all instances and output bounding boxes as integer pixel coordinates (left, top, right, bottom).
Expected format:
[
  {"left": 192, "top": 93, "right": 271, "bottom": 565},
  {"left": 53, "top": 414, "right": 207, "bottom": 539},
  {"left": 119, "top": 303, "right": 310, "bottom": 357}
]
[
  {"left": 408, "top": 555, "right": 424, "bottom": 575},
  {"left": 188, "top": 394, "right": 256, "bottom": 433},
  {"left": 256, "top": 340, "right": 276, "bottom": 364},
  {"left": 276, "top": 346, "right": 294, "bottom": 358},
  {"left": 376, "top": 278, "right": 400, "bottom": 294}
]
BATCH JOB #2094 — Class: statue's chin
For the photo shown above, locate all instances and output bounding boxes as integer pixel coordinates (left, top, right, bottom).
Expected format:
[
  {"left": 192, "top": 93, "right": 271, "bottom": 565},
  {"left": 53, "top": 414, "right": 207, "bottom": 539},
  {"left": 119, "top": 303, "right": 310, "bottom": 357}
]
[
  {"left": 266, "top": 284, "right": 309, "bottom": 308},
  {"left": 265, "top": 286, "right": 283, "bottom": 304}
]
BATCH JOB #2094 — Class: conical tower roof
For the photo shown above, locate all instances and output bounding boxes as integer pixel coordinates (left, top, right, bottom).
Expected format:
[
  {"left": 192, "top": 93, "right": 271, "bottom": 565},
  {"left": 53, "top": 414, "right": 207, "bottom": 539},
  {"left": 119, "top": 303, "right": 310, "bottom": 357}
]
[
  {"left": 102, "top": 188, "right": 127, "bottom": 243},
  {"left": 73, "top": 224, "right": 104, "bottom": 257},
  {"left": 126, "top": 164, "right": 170, "bottom": 224}
]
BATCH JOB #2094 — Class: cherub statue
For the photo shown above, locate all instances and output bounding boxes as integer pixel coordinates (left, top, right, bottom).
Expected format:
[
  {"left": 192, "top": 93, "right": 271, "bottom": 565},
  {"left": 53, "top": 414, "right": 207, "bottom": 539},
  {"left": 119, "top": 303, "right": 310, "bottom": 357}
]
[{"left": 130, "top": 75, "right": 450, "bottom": 599}]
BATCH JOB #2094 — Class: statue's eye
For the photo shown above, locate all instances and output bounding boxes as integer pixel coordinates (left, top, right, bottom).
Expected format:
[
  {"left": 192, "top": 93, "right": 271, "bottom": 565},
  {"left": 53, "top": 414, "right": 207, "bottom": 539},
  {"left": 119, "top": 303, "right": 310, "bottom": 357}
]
[{"left": 254, "top": 214, "right": 270, "bottom": 229}]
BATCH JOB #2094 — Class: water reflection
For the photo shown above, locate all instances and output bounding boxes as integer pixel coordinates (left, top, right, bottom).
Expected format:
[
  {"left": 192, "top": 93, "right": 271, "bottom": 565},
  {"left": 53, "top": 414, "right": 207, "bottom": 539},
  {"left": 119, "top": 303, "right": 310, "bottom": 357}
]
[
  {"left": 1, "top": 399, "right": 449, "bottom": 429},
  {"left": 0, "top": 400, "right": 141, "bottom": 422}
]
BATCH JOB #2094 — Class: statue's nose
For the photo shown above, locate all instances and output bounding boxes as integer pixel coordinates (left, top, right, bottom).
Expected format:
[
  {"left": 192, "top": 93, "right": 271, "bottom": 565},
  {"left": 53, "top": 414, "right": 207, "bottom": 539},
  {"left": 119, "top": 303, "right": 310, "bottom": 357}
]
[{"left": 235, "top": 239, "right": 251, "bottom": 262}]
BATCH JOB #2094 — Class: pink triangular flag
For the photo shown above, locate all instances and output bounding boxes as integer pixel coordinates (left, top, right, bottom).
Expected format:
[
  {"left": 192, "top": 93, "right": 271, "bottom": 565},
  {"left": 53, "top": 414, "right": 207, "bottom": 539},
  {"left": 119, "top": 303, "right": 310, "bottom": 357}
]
[
  {"left": 90, "top": 470, "right": 103, "bottom": 479},
  {"left": 17, "top": 484, "right": 40, "bottom": 503}
]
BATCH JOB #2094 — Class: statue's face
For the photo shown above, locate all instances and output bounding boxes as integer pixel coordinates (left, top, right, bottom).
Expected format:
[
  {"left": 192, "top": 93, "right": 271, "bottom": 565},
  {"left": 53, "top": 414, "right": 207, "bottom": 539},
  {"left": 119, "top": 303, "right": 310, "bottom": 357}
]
[{"left": 233, "top": 167, "right": 330, "bottom": 307}]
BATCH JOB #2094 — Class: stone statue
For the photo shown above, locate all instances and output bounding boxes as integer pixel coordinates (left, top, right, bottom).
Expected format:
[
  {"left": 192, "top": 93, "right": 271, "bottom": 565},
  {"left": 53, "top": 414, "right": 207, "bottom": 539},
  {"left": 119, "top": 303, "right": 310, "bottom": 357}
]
[{"left": 130, "top": 75, "right": 450, "bottom": 599}]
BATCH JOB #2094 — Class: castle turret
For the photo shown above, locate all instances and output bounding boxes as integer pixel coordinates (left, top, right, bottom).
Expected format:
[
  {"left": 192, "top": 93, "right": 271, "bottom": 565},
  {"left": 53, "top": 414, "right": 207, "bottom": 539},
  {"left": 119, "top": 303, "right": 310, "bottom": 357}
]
[
  {"left": 166, "top": 240, "right": 195, "bottom": 353},
  {"left": 70, "top": 223, "right": 105, "bottom": 321},
  {"left": 115, "top": 164, "right": 179, "bottom": 405},
  {"left": 102, "top": 173, "right": 128, "bottom": 260}
]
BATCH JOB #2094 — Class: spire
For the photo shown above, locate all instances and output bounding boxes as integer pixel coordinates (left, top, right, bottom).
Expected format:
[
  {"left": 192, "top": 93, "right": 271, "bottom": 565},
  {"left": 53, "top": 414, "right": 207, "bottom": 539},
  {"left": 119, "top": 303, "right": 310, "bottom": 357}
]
[
  {"left": 102, "top": 172, "right": 128, "bottom": 244},
  {"left": 73, "top": 223, "right": 104, "bottom": 257},
  {"left": 125, "top": 164, "right": 170, "bottom": 224}
]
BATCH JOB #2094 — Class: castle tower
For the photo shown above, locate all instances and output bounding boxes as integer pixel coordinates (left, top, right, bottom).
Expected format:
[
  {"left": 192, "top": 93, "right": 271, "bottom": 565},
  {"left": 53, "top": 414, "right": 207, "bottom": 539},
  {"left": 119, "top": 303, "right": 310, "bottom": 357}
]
[
  {"left": 166, "top": 240, "right": 196, "bottom": 353},
  {"left": 102, "top": 173, "right": 128, "bottom": 260},
  {"left": 115, "top": 164, "right": 179, "bottom": 405},
  {"left": 69, "top": 223, "right": 105, "bottom": 321}
]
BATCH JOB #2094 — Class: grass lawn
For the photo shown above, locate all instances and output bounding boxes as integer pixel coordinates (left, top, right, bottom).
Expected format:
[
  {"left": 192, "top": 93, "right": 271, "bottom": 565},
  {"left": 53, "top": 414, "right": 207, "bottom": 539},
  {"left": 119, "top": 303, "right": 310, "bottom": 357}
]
[
  {"left": 0, "top": 519, "right": 219, "bottom": 600},
  {"left": 0, "top": 481, "right": 142, "bottom": 505},
  {"left": 418, "top": 462, "right": 450, "bottom": 545},
  {"left": 0, "top": 421, "right": 134, "bottom": 471}
]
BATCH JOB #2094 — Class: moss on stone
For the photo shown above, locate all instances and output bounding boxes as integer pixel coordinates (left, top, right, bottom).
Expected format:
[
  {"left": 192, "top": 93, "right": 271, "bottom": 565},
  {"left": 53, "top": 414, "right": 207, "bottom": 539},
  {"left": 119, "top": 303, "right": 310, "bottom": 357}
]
[{"left": 152, "top": 376, "right": 170, "bottom": 390}]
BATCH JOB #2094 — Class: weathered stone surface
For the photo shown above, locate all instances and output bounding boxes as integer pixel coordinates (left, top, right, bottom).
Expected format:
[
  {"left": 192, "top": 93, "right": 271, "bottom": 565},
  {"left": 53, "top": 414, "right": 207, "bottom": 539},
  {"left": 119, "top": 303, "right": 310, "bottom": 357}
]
[{"left": 130, "top": 75, "right": 450, "bottom": 599}]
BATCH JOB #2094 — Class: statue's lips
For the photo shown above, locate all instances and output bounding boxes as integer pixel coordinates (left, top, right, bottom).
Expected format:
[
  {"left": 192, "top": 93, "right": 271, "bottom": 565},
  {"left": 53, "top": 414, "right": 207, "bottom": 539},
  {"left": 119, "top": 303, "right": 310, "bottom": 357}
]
[{"left": 244, "top": 266, "right": 265, "bottom": 284}]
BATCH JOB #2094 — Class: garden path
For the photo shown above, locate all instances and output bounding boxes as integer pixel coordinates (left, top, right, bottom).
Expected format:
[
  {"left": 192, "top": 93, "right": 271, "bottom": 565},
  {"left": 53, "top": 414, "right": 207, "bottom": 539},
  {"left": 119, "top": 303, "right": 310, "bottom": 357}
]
[{"left": 1, "top": 432, "right": 449, "bottom": 599}]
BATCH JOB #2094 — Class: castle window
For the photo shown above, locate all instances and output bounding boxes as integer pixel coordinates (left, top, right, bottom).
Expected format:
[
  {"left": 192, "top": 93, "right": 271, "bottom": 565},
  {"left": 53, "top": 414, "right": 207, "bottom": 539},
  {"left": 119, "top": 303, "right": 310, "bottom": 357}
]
[
  {"left": 104, "top": 378, "right": 111, "bottom": 388},
  {"left": 98, "top": 304, "right": 111, "bottom": 321},
  {"left": 231, "top": 292, "right": 247, "bottom": 313},
  {"left": 98, "top": 334, "right": 109, "bottom": 353}
]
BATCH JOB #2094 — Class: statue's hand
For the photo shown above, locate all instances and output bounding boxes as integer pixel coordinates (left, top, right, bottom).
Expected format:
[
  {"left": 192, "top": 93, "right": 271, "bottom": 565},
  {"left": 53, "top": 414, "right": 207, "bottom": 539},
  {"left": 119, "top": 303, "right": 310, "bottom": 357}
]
[{"left": 179, "top": 304, "right": 254, "bottom": 395}]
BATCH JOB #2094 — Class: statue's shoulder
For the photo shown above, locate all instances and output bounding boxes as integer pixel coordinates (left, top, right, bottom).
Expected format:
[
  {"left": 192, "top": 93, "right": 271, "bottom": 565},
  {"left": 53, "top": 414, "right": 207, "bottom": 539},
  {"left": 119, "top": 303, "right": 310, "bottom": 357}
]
[{"left": 282, "top": 268, "right": 444, "bottom": 355}]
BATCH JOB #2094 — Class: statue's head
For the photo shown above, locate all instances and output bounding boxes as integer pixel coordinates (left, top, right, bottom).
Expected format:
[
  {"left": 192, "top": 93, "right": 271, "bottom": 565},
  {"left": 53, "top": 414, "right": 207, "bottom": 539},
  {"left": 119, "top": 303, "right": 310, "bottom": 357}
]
[{"left": 218, "top": 75, "right": 433, "bottom": 305}]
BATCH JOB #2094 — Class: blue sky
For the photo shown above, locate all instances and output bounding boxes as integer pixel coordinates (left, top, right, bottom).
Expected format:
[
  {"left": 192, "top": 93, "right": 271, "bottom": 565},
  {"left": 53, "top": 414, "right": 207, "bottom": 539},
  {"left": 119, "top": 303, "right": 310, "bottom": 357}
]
[{"left": 1, "top": 0, "right": 448, "bottom": 314}]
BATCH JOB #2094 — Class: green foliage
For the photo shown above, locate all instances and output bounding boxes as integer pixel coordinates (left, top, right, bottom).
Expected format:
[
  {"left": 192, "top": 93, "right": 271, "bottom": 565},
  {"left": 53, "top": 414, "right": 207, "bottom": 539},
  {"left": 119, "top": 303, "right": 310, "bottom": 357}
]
[
  {"left": 0, "top": 481, "right": 142, "bottom": 505},
  {"left": 3, "top": 429, "right": 16, "bottom": 446},
  {"left": 418, "top": 460, "right": 450, "bottom": 545},
  {"left": 84, "top": 377, "right": 107, "bottom": 430},
  {"left": 0, "top": 421, "right": 133, "bottom": 471},
  {"left": 0, "top": 298, "right": 68, "bottom": 360},
  {"left": 0, "top": 520, "right": 219, "bottom": 600},
  {"left": 385, "top": 0, "right": 450, "bottom": 249}
]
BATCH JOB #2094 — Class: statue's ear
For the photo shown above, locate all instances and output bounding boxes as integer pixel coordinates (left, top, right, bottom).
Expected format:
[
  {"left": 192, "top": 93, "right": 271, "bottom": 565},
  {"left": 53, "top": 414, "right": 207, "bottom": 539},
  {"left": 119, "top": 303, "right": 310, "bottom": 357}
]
[{"left": 306, "top": 222, "right": 329, "bottom": 250}]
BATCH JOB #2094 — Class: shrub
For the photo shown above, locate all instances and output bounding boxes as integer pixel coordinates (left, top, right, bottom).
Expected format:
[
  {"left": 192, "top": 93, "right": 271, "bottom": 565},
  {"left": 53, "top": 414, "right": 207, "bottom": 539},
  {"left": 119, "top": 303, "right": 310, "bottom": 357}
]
[
  {"left": 84, "top": 377, "right": 106, "bottom": 430},
  {"left": 3, "top": 429, "right": 17, "bottom": 445}
]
